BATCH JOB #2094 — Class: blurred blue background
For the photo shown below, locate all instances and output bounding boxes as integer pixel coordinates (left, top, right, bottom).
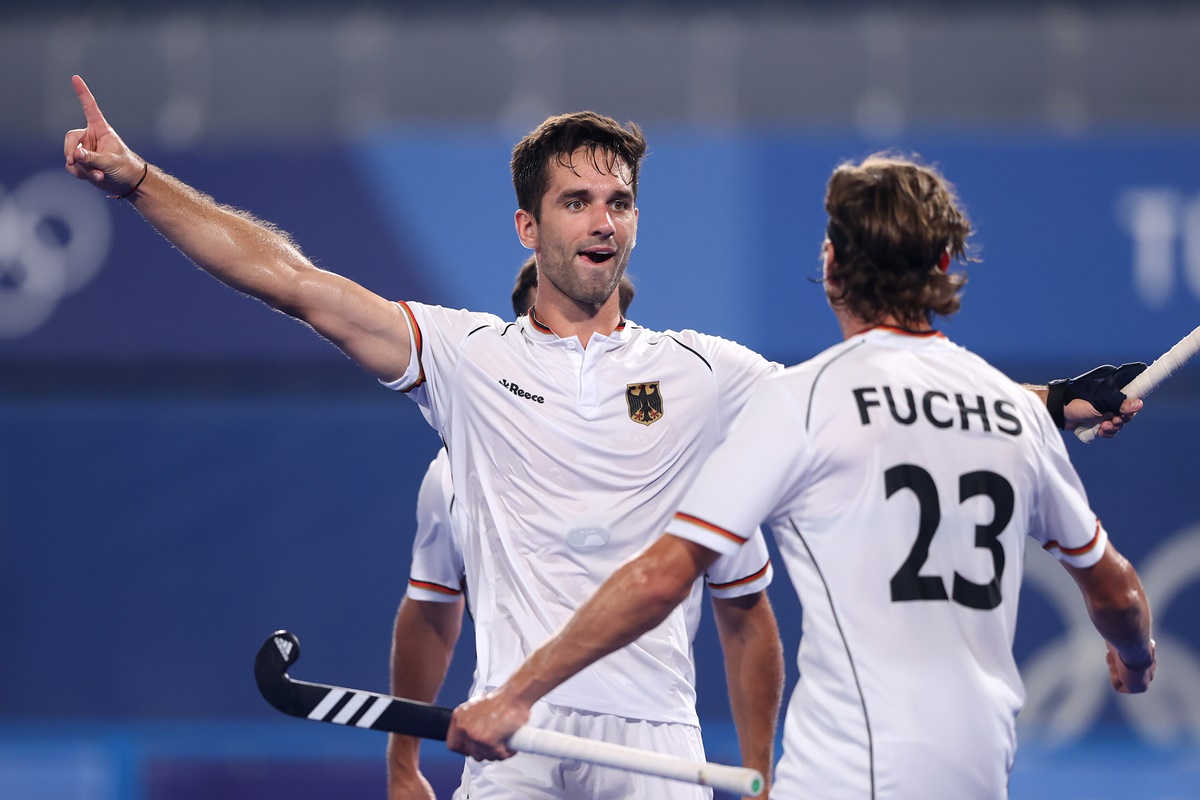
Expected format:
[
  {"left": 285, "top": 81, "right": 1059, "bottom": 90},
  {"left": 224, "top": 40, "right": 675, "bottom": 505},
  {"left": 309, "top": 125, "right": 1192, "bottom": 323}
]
[{"left": 2, "top": 2, "right": 1199, "bottom": 798}]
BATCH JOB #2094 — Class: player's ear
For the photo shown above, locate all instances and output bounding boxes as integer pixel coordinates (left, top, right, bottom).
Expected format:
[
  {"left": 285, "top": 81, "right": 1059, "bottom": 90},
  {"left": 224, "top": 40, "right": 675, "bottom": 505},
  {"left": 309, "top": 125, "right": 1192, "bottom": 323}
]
[
  {"left": 822, "top": 240, "right": 835, "bottom": 275},
  {"left": 515, "top": 208, "right": 538, "bottom": 250}
]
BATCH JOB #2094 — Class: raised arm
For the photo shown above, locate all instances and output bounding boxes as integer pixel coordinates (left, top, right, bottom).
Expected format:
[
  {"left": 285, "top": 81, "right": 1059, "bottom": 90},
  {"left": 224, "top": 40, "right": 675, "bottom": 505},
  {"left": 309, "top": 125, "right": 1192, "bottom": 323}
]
[
  {"left": 712, "top": 592, "right": 783, "bottom": 800},
  {"left": 1062, "top": 542, "right": 1155, "bottom": 693},
  {"left": 63, "top": 75, "right": 412, "bottom": 382}
]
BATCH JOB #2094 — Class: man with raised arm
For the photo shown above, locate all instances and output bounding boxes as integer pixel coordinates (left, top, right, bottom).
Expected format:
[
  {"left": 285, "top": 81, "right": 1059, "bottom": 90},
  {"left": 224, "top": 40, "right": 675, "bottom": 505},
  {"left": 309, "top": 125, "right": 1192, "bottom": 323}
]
[
  {"left": 446, "top": 153, "right": 1155, "bottom": 798},
  {"left": 66, "top": 76, "right": 784, "bottom": 800}
]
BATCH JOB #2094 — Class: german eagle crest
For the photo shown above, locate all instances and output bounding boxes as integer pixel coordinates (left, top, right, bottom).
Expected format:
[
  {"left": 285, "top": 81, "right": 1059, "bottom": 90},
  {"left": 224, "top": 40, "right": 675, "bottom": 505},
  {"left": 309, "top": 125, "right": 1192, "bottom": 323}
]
[{"left": 626, "top": 382, "right": 664, "bottom": 426}]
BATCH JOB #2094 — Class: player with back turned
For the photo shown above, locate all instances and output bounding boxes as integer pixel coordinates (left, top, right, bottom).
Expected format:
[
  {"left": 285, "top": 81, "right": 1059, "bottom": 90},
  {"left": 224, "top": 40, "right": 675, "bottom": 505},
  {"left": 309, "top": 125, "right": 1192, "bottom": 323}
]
[
  {"left": 65, "top": 77, "right": 785, "bottom": 800},
  {"left": 448, "top": 153, "right": 1156, "bottom": 799}
]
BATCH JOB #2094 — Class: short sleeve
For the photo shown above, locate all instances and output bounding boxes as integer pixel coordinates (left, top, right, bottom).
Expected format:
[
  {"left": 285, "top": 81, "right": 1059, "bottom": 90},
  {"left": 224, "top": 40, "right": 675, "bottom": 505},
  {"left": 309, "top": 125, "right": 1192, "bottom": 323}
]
[
  {"left": 1028, "top": 417, "right": 1108, "bottom": 569},
  {"left": 406, "top": 450, "right": 466, "bottom": 602},
  {"left": 705, "top": 527, "right": 772, "bottom": 599}
]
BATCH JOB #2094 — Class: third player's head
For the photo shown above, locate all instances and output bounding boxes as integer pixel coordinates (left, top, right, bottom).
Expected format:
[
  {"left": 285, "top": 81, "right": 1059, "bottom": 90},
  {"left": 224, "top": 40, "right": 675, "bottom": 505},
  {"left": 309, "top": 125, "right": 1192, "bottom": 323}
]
[
  {"left": 822, "top": 152, "right": 972, "bottom": 330},
  {"left": 511, "top": 113, "right": 646, "bottom": 311}
]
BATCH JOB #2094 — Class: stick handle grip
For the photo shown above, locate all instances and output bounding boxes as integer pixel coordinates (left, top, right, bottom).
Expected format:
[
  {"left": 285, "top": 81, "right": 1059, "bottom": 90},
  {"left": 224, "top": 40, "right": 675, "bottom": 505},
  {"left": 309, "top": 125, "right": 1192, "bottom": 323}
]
[
  {"left": 509, "top": 725, "right": 765, "bottom": 797},
  {"left": 1075, "top": 325, "right": 1200, "bottom": 443}
]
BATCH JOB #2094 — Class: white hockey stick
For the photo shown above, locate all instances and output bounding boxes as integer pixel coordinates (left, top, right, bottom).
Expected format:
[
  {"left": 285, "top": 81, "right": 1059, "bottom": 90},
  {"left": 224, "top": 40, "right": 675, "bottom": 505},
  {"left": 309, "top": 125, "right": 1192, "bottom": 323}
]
[
  {"left": 255, "top": 631, "right": 764, "bottom": 797},
  {"left": 1076, "top": 325, "right": 1200, "bottom": 443}
]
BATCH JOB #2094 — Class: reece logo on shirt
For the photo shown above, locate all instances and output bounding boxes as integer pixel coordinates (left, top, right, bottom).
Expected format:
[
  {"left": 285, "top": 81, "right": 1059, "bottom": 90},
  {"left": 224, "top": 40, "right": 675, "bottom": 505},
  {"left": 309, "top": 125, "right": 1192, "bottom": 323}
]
[{"left": 499, "top": 379, "right": 545, "bottom": 404}]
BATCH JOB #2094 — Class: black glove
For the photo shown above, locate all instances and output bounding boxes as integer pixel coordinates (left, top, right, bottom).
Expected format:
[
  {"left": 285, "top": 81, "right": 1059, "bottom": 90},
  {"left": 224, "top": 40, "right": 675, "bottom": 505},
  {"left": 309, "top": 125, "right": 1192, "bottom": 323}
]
[{"left": 1045, "top": 362, "right": 1148, "bottom": 429}]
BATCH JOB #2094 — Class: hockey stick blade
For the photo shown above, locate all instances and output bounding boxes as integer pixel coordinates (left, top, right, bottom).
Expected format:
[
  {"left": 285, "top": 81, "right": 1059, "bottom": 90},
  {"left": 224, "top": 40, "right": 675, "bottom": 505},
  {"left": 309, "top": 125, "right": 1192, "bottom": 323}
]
[
  {"left": 254, "top": 630, "right": 765, "bottom": 797},
  {"left": 255, "top": 630, "right": 451, "bottom": 739}
]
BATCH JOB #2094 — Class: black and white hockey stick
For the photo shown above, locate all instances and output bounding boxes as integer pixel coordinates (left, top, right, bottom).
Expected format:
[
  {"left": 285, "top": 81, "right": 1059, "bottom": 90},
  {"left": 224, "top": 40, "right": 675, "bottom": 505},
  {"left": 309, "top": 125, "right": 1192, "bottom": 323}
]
[{"left": 255, "top": 631, "right": 764, "bottom": 797}]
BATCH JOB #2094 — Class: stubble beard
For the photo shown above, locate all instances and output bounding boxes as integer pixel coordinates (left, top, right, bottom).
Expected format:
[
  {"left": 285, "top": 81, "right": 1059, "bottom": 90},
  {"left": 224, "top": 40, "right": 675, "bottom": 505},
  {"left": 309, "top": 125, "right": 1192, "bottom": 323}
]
[{"left": 541, "top": 248, "right": 629, "bottom": 309}]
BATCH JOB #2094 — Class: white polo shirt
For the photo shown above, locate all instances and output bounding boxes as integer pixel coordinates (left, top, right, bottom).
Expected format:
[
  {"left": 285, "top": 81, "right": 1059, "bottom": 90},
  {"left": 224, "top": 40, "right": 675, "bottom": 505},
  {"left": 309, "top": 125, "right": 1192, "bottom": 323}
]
[
  {"left": 667, "top": 327, "right": 1107, "bottom": 798},
  {"left": 385, "top": 303, "right": 779, "bottom": 725},
  {"left": 406, "top": 447, "right": 775, "bottom": 643}
]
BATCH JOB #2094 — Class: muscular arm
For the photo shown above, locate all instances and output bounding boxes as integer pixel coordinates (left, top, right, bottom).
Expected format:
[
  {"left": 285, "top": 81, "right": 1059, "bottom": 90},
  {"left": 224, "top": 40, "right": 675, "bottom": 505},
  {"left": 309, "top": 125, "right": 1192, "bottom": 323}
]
[
  {"left": 447, "top": 534, "right": 720, "bottom": 761},
  {"left": 388, "top": 596, "right": 464, "bottom": 800},
  {"left": 1062, "top": 543, "right": 1155, "bottom": 693},
  {"left": 64, "top": 75, "right": 411, "bottom": 382},
  {"left": 712, "top": 592, "right": 783, "bottom": 799}
]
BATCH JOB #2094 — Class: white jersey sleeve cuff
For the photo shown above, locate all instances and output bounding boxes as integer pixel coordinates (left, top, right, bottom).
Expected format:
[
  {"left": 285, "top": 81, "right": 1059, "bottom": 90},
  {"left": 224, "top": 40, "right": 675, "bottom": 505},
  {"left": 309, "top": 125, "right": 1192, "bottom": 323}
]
[
  {"left": 707, "top": 560, "right": 772, "bottom": 599},
  {"left": 666, "top": 512, "right": 749, "bottom": 557},
  {"left": 379, "top": 302, "right": 423, "bottom": 392},
  {"left": 1041, "top": 520, "right": 1108, "bottom": 569},
  {"left": 406, "top": 579, "right": 463, "bottom": 603}
]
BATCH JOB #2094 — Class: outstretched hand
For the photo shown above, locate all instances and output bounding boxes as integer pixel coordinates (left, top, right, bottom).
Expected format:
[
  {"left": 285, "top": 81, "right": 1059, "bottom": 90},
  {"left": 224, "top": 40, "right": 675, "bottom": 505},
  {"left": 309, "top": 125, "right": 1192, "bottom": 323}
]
[{"left": 63, "top": 75, "right": 146, "bottom": 196}]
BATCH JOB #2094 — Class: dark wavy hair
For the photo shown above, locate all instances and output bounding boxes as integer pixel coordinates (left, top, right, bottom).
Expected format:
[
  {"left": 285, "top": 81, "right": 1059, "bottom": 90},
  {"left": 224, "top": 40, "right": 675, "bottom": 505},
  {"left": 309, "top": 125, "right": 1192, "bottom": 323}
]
[
  {"left": 511, "top": 111, "right": 647, "bottom": 220},
  {"left": 823, "top": 152, "right": 975, "bottom": 328}
]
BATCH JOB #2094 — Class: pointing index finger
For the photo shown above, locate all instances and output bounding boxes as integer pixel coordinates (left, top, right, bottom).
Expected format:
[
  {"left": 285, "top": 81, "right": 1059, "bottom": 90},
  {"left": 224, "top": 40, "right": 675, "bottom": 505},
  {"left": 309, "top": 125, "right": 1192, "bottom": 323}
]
[{"left": 71, "top": 74, "right": 108, "bottom": 127}]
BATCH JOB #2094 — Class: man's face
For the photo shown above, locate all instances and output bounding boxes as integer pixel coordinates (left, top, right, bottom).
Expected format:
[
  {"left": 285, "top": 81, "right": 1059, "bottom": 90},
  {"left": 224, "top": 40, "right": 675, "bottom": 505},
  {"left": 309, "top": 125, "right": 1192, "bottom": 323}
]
[{"left": 518, "top": 148, "right": 638, "bottom": 308}]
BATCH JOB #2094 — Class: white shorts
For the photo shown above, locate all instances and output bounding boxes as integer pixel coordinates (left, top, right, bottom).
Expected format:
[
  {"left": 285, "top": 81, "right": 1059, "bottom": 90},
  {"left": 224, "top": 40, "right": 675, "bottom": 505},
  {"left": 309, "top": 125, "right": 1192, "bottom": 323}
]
[{"left": 452, "top": 700, "right": 712, "bottom": 800}]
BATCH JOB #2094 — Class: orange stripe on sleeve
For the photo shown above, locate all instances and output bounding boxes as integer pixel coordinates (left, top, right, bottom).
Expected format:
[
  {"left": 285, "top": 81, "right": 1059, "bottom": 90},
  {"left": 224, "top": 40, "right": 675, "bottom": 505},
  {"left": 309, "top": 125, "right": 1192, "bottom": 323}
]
[
  {"left": 396, "top": 301, "right": 426, "bottom": 391},
  {"left": 408, "top": 578, "right": 462, "bottom": 596},
  {"left": 674, "top": 512, "right": 749, "bottom": 545},
  {"left": 708, "top": 560, "right": 770, "bottom": 590},
  {"left": 1043, "top": 520, "right": 1103, "bottom": 556}
]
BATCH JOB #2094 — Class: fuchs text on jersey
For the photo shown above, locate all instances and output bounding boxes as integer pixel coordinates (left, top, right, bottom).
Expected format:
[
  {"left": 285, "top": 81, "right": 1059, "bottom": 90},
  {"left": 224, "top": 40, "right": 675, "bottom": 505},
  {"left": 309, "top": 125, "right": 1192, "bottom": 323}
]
[
  {"left": 499, "top": 379, "right": 545, "bottom": 404},
  {"left": 852, "top": 386, "right": 1023, "bottom": 436}
]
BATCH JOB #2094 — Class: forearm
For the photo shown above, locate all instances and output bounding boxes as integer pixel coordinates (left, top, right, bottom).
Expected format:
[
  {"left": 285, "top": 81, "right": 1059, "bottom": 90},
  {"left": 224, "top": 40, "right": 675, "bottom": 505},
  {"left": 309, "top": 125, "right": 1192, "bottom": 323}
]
[
  {"left": 448, "top": 536, "right": 718, "bottom": 759},
  {"left": 504, "top": 536, "right": 715, "bottom": 709},
  {"left": 129, "top": 165, "right": 318, "bottom": 311},
  {"left": 389, "top": 597, "right": 463, "bottom": 774},
  {"left": 715, "top": 594, "right": 783, "bottom": 793},
  {"left": 1084, "top": 569, "right": 1153, "bottom": 665},
  {"left": 1068, "top": 548, "right": 1153, "bottom": 665},
  {"left": 126, "top": 164, "right": 410, "bottom": 379},
  {"left": 505, "top": 549, "right": 691, "bottom": 707},
  {"left": 1021, "top": 383, "right": 1049, "bottom": 404}
]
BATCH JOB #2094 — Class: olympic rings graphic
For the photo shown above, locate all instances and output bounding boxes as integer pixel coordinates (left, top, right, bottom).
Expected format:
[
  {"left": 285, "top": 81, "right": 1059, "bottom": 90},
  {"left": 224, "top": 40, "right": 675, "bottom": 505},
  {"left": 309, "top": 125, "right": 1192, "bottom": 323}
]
[
  {"left": 0, "top": 170, "right": 112, "bottom": 338},
  {"left": 1020, "top": 522, "right": 1200, "bottom": 745}
]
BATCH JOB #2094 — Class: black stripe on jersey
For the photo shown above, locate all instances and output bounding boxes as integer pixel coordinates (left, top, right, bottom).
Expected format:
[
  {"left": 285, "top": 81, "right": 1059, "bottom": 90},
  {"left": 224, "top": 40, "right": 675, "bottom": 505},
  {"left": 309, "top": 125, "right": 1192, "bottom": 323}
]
[
  {"left": 708, "top": 559, "right": 770, "bottom": 590},
  {"left": 805, "top": 339, "right": 866, "bottom": 431},
  {"left": 789, "top": 517, "right": 876, "bottom": 798},
  {"left": 661, "top": 335, "right": 713, "bottom": 372},
  {"left": 467, "top": 324, "right": 492, "bottom": 338}
]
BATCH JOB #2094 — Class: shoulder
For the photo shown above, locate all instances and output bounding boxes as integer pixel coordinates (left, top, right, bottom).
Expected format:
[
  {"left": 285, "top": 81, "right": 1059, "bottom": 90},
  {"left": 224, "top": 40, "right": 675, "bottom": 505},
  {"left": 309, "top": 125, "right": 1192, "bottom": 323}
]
[
  {"left": 402, "top": 301, "right": 509, "bottom": 336},
  {"left": 652, "top": 326, "right": 780, "bottom": 373}
]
